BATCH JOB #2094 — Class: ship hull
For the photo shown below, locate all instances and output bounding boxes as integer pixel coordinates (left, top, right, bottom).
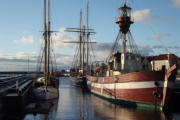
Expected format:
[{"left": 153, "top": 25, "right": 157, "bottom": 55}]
[
  {"left": 70, "top": 76, "right": 87, "bottom": 88},
  {"left": 33, "top": 77, "right": 59, "bottom": 100},
  {"left": 87, "top": 68, "right": 176, "bottom": 111}
]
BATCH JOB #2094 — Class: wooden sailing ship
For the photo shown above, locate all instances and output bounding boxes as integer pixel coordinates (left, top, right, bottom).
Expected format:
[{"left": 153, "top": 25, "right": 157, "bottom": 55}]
[
  {"left": 66, "top": 3, "right": 95, "bottom": 87},
  {"left": 87, "top": 2, "right": 177, "bottom": 111},
  {"left": 33, "top": 0, "right": 59, "bottom": 100}
]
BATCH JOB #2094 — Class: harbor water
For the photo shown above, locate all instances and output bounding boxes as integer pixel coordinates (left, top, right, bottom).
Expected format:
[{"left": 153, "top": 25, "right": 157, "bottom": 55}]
[{"left": 23, "top": 77, "right": 180, "bottom": 120}]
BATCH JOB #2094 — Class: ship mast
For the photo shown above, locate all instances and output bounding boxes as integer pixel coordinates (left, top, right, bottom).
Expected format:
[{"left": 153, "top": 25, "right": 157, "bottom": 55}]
[
  {"left": 86, "top": 1, "right": 89, "bottom": 74},
  {"left": 82, "top": 25, "right": 86, "bottom": 75},
  {"left": 116, "top": 3, "right": 133, "bottom": 71},
  {"left": 43, "top": 0, "right": 48, "bottom": 89},
  {"left": 65, "top": 5, "right": 95, "bottom": 75},
  {"left": 47, "top": 0, "right": 51, "bottom": 83},
  {"left": 43, "top": 0, "right": 52, "bottom": 89},
  {"left": 79, "top": 10, "right": 82, "bottom": 70}
]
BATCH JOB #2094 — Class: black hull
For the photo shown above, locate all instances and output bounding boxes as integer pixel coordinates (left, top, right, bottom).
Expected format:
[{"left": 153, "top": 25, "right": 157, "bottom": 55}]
[
  {"left": 33, "top": 77, "right": 59, "bottom": 101},
  {"left": 70, "top": 76, "right": 87, "bottom": 88},
  {"left": 1, "top": 88, "right": 31, "bottom": 119}
]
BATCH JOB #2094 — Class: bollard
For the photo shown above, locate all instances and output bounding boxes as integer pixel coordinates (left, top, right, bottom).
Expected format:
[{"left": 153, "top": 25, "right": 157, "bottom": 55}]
[{"left": 16, "top": 80, "right": 19, "bottom": 90}]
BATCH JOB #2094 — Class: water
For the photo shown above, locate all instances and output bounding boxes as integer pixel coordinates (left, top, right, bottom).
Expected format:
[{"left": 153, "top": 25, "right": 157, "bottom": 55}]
[{"left": 23, "top": 77, "right": 180, "bottom": 120}]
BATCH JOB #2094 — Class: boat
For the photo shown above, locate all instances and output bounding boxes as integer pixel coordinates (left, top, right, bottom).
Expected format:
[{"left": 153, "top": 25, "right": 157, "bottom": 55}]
[
  {"left": 66, "top": 3, "right": 95, "bottom": 88},
  {"left": 87, "top": 2, "right": 177, "bottom": 111},
  {"left": 67, "top": 11, "right": 87, "bottom": 87},
  {"left": 33, "top": 0, "right": 59, "bottom": 100}
]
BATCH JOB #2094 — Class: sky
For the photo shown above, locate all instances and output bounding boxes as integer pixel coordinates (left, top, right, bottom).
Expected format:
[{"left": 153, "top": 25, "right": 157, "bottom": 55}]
[{"left": 0, "top": 0, "right": 180, "bottom": 71}]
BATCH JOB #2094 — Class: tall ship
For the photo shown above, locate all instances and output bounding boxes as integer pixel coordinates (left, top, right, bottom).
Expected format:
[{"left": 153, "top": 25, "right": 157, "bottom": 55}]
[
  {"left": 87, "top": 2, "right": 178, "bottom": 111},
  {"left": 33, "top": 0, "right": 59, "bottom": 100},
  {"left": 66, "top": 2, "right": 95, "bottom": 87},
  {"left": 67, "top": 11, "right": 88, "bottom": 86}
]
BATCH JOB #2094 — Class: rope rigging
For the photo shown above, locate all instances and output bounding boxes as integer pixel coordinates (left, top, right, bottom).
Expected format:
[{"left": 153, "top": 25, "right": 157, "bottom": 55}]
[
  {"left": 127, "top": 30, "right": 140, "bottom": 55},
  {"left": 106, "top": 30, "right": 140, "bottom": 63},
  {"left": 106, "top": 30, "right": 121, "bottom": 62}
]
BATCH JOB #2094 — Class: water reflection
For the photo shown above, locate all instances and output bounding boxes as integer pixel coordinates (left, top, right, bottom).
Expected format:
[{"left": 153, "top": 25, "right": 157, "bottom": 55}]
[
  {"left": 23, "top": 77, "right": 179, "bottom": 120},
  {"left": 90, "top": 96, "right": 166, "bottom": 120},
  {"left": 24, "top": 99, "right": 58, "bottom": 120}
]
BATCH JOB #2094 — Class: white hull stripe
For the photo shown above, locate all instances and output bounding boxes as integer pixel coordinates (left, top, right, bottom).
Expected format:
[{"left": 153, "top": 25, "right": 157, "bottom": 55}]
[{"left": 91, "top": 81, "right": 174, "bottom": 89}]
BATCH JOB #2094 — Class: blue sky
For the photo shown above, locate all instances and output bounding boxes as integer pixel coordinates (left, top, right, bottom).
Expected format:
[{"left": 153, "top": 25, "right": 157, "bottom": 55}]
[{"left": 0, "top": 0, "right": 179, "bottom": 71}]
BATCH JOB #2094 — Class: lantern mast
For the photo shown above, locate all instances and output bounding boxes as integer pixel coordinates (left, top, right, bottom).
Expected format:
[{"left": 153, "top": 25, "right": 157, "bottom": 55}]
[{"left": 116, "top": 2, "right": 133, "bottom": 71}]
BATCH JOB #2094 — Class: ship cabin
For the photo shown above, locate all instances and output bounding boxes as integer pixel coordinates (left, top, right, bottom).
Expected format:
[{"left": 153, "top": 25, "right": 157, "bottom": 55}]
[
  {"left": 105, "top": 52, "right": 152, "bottom": 76},
  {"left": 93, "top": 52, "right": 179, "bottom": 77}
]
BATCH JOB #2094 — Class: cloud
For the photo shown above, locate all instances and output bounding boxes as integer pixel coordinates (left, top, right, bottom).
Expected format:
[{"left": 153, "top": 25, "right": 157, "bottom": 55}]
[
  {"left": 0, "top": 52, "right": 73, "bottom": 66},
  {"left": 56, "top": 54, "right": 73, "bottom": 66},
  {"left": 14, "top": 36, "right": 34, "bottom": 45},
  {"left": 0, "top": 61, "right": 37, "bottom": 72},
  {"left": 172, "top": 0, "right": 180, "bottom": 7},
  {"left": 0, "top": 52, "right": 74, "bottom": 71},
  {"left": 0, "top": 52, "right": 38, "bottom": 71},
  {"left": 94, "top": 42, "right": 113, "bottom": 51},
  {"left": 90, "top": 42, "right": 154, "bottom": 62},
  {"left": 51, "top": 28, "right": 78, "bottom": 50},
  {"left": 148, "top": 33, "right": 170, "bottom": 40},
  {"left": 132, "top": 9, "right": 152, "bottom": 25},
  {"left": 137, "top": 44, "right": 154, "bottom": 55},
  {"left": 153, "top": 45, "right": 180, "bottom": 49},
  {"left": 92, "top": 42, "right": 113, "bottom": 61},
  {"left": 152, "top": 45, "right": 180, "bottom": 55},
  {"left": 0, "top": 52, "right": 37, "bottom": 61},
  {"left": 0, "top": 42, "right": 155, "bottom": 71}
]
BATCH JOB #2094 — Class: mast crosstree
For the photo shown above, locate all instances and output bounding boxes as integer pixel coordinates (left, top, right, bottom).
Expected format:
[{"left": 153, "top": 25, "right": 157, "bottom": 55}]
[
  {"left": 64, "top": 3, "right": 95, "bottom": 75},
  {"left": 64, "top": 26, "right": 95, "bottom": 74},
  {"left": 43, "top": 0, "right": 57, "bottom": 89}
]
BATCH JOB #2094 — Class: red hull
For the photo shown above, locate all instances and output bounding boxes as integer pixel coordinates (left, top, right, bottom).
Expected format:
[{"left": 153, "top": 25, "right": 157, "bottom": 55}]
[
  {"left": 91, "top": 86, "right": 163, "bottom": 104},
  {"left": 87, "top": 65, "right": 177, "bottom": 110},
  {"left": 88, "top": 71, "right": 164, "bottom": 83}
]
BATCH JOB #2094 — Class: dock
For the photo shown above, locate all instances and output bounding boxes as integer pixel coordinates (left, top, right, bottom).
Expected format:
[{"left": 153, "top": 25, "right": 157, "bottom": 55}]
[{"left": 0, "top": 75, "right": 34, "bottom": 117}]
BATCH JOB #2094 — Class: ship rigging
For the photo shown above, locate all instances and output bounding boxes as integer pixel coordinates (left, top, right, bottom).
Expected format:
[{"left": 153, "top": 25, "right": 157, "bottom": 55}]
[
  {"left": 87, "top": 1, "right": 177, "bottom": 111},
  {"left": 34, "top": 0, "right": 59, "bottom": 100}
]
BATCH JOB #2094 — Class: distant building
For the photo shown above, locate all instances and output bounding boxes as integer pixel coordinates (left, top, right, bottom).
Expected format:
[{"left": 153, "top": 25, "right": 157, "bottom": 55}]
[{"left": 150, "top": 54, "right": 179, "bottom": 71}]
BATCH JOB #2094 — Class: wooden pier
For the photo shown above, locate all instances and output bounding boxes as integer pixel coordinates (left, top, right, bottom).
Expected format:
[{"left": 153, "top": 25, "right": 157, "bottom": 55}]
[{"left": 0, "top": 75, "right": 34, "bottom": 118}]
